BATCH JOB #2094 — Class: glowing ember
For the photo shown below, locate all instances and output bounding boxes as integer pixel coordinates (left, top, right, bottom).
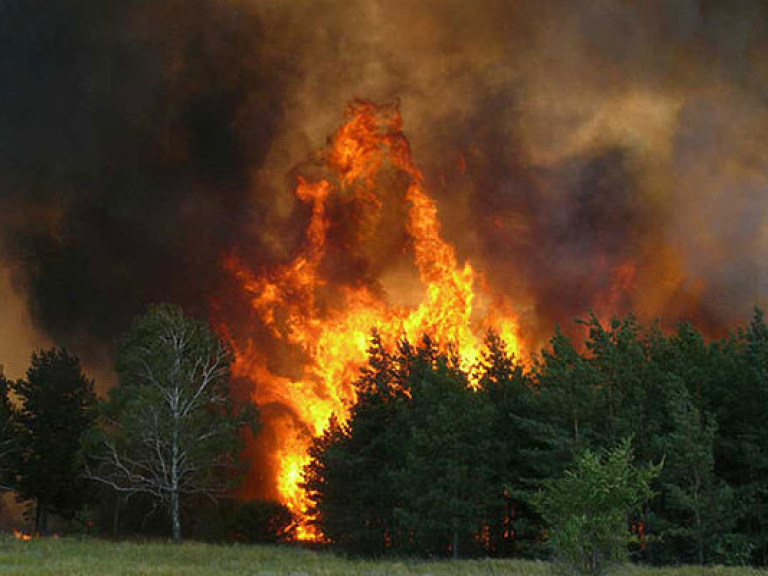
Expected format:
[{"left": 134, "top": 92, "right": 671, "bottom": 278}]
[
  {"left": 12, "top": 529, "right": 32, "bottom": 541},
  {"left": 223, "top": 100, "right": 523, "bottom": 539}
]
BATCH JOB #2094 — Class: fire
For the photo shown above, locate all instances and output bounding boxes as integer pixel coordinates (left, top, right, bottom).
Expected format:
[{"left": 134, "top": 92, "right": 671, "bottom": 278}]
[
  {"left": 12, "top": 529, "right": 32, "bottom": 541},
  {"left": 223, "top": 100, "right": 523, "bottom": 539}
]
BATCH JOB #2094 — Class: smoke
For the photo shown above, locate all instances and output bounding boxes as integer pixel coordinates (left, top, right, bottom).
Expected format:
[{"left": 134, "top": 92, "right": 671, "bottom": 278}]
[
  {"left": 2, "top": 0, "right": 768, "bottom": 368},
  {"left": 0, "top": 266, "right": 49, "bottom": 380},
  {"left": 245, "top": 0, "right": 768, "bottom": 342},
  {"left": 0, "top": 0, "right": 289, "bottom": 369}
]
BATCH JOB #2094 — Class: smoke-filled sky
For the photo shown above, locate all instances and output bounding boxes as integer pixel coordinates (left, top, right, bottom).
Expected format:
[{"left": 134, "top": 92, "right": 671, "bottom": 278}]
[{"left": 2, "top": 0, "right": 768, "bottom": 378}]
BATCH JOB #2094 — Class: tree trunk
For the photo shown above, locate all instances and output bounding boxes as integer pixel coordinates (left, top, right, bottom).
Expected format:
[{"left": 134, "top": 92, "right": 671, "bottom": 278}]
[
  {"left": 113, "top": 494, "right": 121, "bottom": 538},
  {"left": 34, "top": 500, "right": 42, "bottom": 536},
  {"left": 40, "top": 508, "right": 48, "bottom": 536},
  {"left": 452, "top": 529, "right": 459, "bottom": 560},
  {"left": 590, "top": 548, "right": 599, "bottom": 576},
  {"left": 694, "top": 481, "right": 704, "bottom": 564},
  {"left": 170, "top": 382, "right": 181, "bottom": 543},
  {"left": 171, "top": 489, "right": 182, "bottom": 543}
]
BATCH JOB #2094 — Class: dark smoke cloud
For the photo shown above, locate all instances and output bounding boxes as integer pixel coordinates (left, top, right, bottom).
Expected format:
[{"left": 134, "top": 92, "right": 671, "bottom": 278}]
[
  {"left": 3, "top": 0, "right": 768, "bottom": 373},
  {"left": 0, "top": 0, "right": 290, "bottom": 367},
  {"left": 247, "top": 0, "right": 768, "bottom": 342}
]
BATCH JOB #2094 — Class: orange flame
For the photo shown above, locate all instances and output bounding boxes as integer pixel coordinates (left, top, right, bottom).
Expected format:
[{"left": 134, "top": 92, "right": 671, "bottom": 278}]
[
  {"left": 223, "top": 100, "right": 523, "bottom": 539},
  {"left": 12, "top": 529, "right": 32, "bottom": 541}
]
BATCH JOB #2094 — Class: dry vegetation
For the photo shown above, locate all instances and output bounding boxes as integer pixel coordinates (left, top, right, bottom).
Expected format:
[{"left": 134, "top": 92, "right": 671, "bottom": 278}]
[{"left": 0, "top": 537, "right": 766, "bottom": 576}]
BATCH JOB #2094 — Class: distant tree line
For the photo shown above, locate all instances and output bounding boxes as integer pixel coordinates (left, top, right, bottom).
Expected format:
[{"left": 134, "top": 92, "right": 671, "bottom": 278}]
[{"left": 305, "top": 310, "right": 768, "bottom": 567}]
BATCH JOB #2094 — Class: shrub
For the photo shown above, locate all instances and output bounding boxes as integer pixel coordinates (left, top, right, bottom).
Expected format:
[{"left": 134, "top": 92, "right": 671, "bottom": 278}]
[
  {"left": 534, "top": 439, "right": 661, "bottom": 576},
  {"left": 204, "top": 499, "right": 297, "bottom": 544}
]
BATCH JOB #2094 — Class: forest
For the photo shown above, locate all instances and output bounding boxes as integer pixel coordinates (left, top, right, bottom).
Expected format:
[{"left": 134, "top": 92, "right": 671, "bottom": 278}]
[
  {"left": 3, "top": 304, "right": 768, "bottom": 574},
  {"left": 304, "top": 310, "right": 768, "bottom": 568}
]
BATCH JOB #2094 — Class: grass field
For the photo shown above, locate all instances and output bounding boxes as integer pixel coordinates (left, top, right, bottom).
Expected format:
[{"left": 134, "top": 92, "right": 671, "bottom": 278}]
[{"left": 0, "top": 537, "right": 767, "bottom": 575}]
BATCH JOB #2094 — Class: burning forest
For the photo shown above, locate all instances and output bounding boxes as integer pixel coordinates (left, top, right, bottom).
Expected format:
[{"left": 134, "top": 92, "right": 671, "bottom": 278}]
[
  {"left": 219, "top": 99, "right": 521, "bottom": 537},
  {"left": 2, "top": 0, "right": 768, "bottom": 564}
]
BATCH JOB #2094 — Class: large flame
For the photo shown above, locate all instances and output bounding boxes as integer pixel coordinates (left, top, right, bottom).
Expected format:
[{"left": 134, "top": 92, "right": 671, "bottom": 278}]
[{"left": 223, "top": 101, "right": 523, "bottom": 539}]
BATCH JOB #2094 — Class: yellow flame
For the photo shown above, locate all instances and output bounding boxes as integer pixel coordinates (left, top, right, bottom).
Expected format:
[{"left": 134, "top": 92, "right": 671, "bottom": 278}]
[{"left": 225, "top": 100, "right": 522, "bottom": 539}]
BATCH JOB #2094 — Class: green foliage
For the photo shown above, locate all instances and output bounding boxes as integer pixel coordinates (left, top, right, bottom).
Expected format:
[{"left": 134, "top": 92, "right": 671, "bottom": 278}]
[
  {"left": 0, "top": 370, "right": 15, "bottom": 490},
  {"left": 535, "top": 325, "right": 603, "bottom": 456},
  {"left": 304, "top": 331, "right": 411, "bottom": 555},
  {"left": 13, "top": 347, "right": 96, "bottom": 533},
  {"left": 653, "top": 376, "right": 736, "bottom": 564},
  {"left": 694, "top": 308, "right": 768, "bottom": 564},
  {"left": 479, "top": 332, "right": 553, "bottom": 556},
  {"left": 303, "top": 308, "right": 768, "bottom": 566},
  {"left": 307, "top": 332, "right": 534, "bottom": 558},
  {"left": 201, "top": 499, "right": 296, "bottom": 543},
  {"left": 534, "top": 439, "right": 661, "bottom": 576},
  {"left": 29, "top": 304, "right": 764, "bottom": 564},
  {"left": 88, "top": 303, "right": 258, "bottom": 542},
  {"left": 394, "top": 343, "right": 496, "bottom": 558}
]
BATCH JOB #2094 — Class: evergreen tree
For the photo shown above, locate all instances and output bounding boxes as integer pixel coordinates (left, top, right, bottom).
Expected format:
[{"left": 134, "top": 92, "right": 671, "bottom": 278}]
[
  {"left": 394, "top": 343, "right": 496, "bottom": 558},
  {"left": 702, "top": 309, "right": 768, "bottom": 563},
  {"left": 304, "top": 331, "right": 411, "bottom": 554},
  {"left": 0, "top": 371, "right": 15, "bottom": 490},
  {"left": 13, "top": 348, "right": 96, "bottom": 534},
  {"left": 478, "top": 331, "right": 553, "bottom": 556},
  {"left": 654, "top": 376, "right": 739, "bottom": 564},
  {"left": 303, "top": 310, "right": 768, "bottom": 565},
  {"left": 580, "top": 314, "right": 661, "bottom": 459},
  {"left": 535, "top": 326, "right": 601, "bottom": 458}
]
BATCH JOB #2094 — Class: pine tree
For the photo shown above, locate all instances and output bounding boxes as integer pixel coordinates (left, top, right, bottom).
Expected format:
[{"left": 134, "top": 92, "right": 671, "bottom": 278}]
[
  {"left": 654, "top": 376, "right": 736, "bottom": 564},
  {"left": 702, "top": 309, "right": 768, "bottom": 563},
  {"left": 304, "top": 330, "right": 411, "bottom": 554},
  {"left": 580, "top": 314, "right": 659, "bottom": 457},
  {"left": 535, "top": 326, "right": 601, "bottom": 458},
  {"left": 0, "top": 371, "right": 15, "bottom": 491},
  {"left": 478, "top": 331, "right": 553, "bottom": 556},
  {"left": 14, "top": 348, "right": 96, "bottom": 534},
  {"left": 394, "top": 341, "right": 496, "bottom": 558}
]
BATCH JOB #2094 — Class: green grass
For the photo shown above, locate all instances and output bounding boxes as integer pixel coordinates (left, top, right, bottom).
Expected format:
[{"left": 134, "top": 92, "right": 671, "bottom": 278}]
[{"left": 0, "top": 537, "right": 766, "bottom": 575}]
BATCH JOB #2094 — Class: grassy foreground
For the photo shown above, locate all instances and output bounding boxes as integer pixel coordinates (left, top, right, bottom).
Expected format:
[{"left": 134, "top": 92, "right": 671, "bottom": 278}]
[{"left": 0, "top": 537, "right": 767, "bottom": 576}]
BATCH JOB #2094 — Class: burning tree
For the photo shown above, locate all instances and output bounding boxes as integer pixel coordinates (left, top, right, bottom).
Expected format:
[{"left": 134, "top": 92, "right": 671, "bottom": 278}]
[
  {"left": 305, "top": 334, "right": 501, "bottom": 557},
  {"left": 222, "top": 100, "right": 523, "bottom": 534},
  {"left": 393, "top": 342, "right": 497, "bottom": 559},
  {"left": 87, "top": 304, "right": 258, "bottom": 542}
]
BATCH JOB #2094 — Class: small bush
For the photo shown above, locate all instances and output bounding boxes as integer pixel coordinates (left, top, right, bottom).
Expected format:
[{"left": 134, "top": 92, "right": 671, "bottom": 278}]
[
  {"left": 202, "top": 499, "right": 297, "bottom": 544},
  {"left": 534, "top": 439, "right": 661, "bottom": 576}
]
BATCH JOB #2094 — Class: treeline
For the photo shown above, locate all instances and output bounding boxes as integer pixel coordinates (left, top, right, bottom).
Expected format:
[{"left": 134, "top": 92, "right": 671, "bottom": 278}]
[
  {"left": 0, "top": 304, "right": 293, "bottom": 543},
  {"left": 304, "top": 310, "right": 768, "bottom": 566},
  {"left": 4, "top": 304, "right": 768, "bottom": 567}
]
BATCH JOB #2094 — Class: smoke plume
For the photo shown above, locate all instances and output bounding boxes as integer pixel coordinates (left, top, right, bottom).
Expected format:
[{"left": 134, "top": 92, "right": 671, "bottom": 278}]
[
  {"left": 3, "top": 0, "right": 767, "bottom": 359},
  {"left": 0, "top": 0, "right": 289, "bottom": 368}
]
